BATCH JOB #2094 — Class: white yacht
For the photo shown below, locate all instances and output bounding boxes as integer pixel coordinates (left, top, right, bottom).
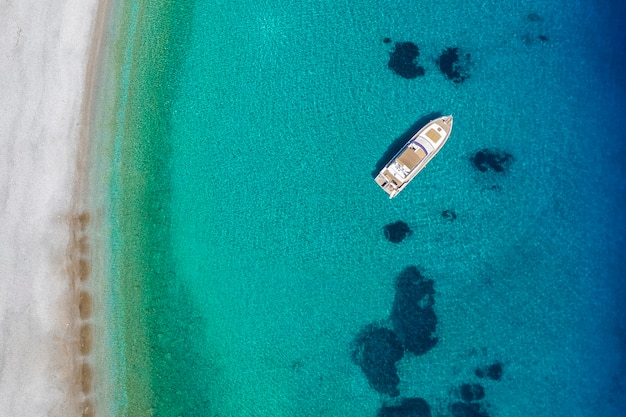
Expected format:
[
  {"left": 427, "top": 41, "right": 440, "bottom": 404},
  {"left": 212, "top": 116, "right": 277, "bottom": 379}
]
[{"left": 375, "top": 116, "right": 453, "bottom": 198}]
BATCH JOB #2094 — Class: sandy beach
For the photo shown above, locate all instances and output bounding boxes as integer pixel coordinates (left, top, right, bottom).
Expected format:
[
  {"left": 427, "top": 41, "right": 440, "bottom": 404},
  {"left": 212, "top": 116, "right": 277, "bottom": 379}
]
[{"left": 0, "top": 1, "right": 107, "bottom": 415}]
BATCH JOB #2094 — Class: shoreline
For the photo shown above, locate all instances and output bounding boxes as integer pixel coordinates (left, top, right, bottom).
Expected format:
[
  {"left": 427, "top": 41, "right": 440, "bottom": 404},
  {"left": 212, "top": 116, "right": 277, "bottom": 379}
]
[
  {"left": 69, "top": 0, "right": 114, "bottom": 415},
  {"left": 0, "top": 1, "right": 110, "bottom": 415},
  {"left": 72, "top": 1, "right": 113, "bottom": 415}
]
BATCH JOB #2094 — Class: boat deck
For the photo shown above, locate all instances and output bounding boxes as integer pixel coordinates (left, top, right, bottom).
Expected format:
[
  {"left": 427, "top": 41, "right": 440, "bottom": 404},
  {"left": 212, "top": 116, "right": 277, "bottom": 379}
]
[{"left": 397, "top": 146, "right": 426, "bottom": 170}]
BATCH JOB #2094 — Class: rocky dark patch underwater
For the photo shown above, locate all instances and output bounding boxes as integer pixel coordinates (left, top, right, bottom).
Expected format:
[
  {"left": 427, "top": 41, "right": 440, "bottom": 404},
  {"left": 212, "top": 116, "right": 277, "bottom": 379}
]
[
  {"left": 437, "top": 47, "right": 471, "bottom": 83},
  {"left": 351, "top": 324, "right": 404, "bottom": 396},
  {"left": 391, "top": 266, "right": 438, "bottom": 356},
  {"left": 470, "top": 149, "right": 514, "bottom": 173},
  {"left": 384, "top": 221, "right": 413, "bottom": 243},
  {"left": 388, "top": 41, "right": 425, "bottom": 79}
]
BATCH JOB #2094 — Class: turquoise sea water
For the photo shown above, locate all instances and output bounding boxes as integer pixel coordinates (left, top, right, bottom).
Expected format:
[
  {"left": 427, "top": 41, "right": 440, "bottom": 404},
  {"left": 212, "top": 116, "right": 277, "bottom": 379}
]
[{"left": 105, "top": 0, "right": 626, "bottom": 415}]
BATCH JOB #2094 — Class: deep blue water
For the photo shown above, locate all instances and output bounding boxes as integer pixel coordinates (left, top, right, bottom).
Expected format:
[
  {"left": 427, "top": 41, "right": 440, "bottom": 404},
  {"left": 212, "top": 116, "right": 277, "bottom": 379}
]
[{"left": 118, "top": 0, "right": 626, "bottom": 415}]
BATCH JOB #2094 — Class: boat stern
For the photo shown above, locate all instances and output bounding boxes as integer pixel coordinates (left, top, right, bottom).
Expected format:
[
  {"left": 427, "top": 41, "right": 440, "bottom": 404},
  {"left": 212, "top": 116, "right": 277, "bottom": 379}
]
[{"left": 374, "top": 170, "right": 400, "bottom": 198}]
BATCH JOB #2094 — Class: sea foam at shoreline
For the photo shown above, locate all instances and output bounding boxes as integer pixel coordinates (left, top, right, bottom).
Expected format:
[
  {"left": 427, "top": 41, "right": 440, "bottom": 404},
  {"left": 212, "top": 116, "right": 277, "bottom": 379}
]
[{"left": 0, "top": 1, "right": 103, "bottom": 416}]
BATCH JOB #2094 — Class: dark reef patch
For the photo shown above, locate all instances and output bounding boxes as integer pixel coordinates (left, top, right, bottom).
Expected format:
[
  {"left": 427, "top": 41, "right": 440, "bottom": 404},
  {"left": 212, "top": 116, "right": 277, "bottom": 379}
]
[
  {"left": 522, "top": 33, "right": 549, "bottom": 45},
  {"left": 391, "top": 266, "right": 438, "bottom": 355},
  {"left": 450, "top": 401, "right": 490, "bottom": 417},
  {"left": 459, "top": 383, "right": 485, "bottom": 403},
  {"left": 523, "top": 13, "right": 549, "bottom": 45},
  {"left": 383, "top": 37, "right": 393, "bottom": 44},
  {"left": 388, "top": 42, "right": 425, "bottom": 79},
  {"left": 476, "top": 362, "right": 503, "bottom": 380},
  {"left": 378, "top": 397, "right": 432, "bottom": 417},
  {"left": 442, "top": 210, "right": 457, "bottom": 221},
  {"left": 384, "top": 221, "right": 413, "bottom": 243},
  {"left": 486, "top": 362, "right": 503, "bottom": 380},
  {"left": 450, "top": 379, "right": 490, "bottom": 416},
  {"left": 436, "top": 47, "right": 471, "bottom": 83},
  {"left": 351, "top": 324, "right": 404, "bottom": 396},
  {"left": 470, "top": 149, "right": 514, "bottom": 173}
]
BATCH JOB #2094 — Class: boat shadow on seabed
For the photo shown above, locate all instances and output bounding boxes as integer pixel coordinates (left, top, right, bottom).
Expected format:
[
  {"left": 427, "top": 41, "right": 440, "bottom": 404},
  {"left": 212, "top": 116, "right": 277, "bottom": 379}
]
[{"left": 371, "top": 111, "right": 443, "bottom": 178}]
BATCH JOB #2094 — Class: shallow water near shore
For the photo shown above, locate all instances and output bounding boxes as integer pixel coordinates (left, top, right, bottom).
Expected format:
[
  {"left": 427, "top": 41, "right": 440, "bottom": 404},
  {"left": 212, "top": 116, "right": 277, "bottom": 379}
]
[{"left": 106, "top": 0, "right": 626, "bottom": 415}]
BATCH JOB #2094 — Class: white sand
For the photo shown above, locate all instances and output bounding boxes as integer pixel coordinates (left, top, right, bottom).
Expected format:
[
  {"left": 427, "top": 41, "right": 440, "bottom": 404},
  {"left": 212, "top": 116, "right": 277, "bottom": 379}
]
[{"left": 0, "top": 1, "right": 105, "bottom": 416}]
